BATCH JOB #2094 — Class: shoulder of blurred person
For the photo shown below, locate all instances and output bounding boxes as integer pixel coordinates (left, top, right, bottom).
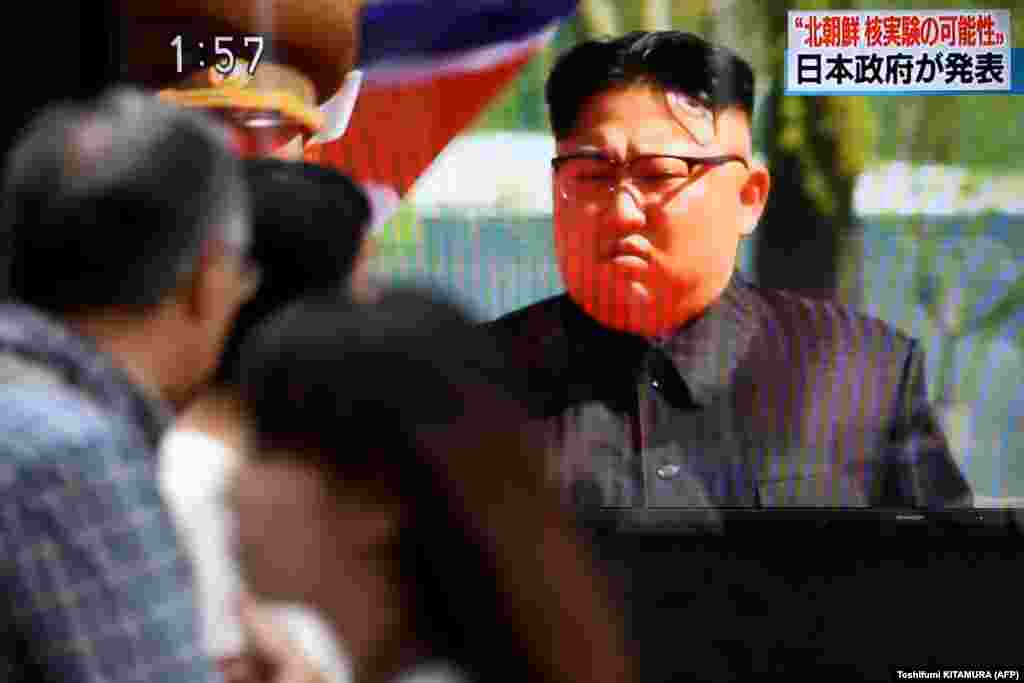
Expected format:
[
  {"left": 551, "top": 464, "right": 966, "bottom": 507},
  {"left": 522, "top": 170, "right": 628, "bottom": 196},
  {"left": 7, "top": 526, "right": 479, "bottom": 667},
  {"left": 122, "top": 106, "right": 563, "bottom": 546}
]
[
  {"left": 0, "top": 377, "right": 217, "bottom": 683},
  {"left": 0, "top": 300, "right": 172, "bottom": 451}
]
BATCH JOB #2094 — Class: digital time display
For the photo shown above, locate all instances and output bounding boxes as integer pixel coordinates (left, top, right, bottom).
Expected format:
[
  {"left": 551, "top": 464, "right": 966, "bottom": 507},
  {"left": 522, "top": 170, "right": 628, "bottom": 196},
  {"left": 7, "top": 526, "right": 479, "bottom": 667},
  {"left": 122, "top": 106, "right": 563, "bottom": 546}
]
[{"left": 170, "top": 35, "right": 265, "bottom": 75}]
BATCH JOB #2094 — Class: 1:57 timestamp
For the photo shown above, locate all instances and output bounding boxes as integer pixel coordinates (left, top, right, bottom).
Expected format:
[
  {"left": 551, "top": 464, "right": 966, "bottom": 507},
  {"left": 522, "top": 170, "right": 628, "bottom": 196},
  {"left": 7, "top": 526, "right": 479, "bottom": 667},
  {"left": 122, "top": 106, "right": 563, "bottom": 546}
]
[{"left": 170, "top": 35, "right": 266, "bottom": 76}]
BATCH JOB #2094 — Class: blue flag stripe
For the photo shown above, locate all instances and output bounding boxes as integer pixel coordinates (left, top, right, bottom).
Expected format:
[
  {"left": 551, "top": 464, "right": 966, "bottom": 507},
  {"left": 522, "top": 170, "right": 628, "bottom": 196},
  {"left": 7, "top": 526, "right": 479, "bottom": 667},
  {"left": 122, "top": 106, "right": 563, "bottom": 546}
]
[{"left": 358, "top": 0, "right": 578, "bottom": 66}]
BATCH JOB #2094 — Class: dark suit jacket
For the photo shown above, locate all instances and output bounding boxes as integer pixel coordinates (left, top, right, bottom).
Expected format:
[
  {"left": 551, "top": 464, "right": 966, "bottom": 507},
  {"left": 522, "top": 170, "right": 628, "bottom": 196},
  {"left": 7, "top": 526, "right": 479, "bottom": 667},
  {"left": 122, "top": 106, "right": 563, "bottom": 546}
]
[{"left": 484, "top": 271, "right": 972, "bottom": 513}]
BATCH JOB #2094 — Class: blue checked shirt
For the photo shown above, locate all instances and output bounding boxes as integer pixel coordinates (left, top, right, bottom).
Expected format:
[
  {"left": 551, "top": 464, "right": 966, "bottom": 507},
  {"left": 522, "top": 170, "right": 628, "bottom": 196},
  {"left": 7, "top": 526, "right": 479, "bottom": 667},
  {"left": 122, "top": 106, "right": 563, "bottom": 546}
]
[{"left": 0, "top": 304, "right": 220, "bottom": 683}]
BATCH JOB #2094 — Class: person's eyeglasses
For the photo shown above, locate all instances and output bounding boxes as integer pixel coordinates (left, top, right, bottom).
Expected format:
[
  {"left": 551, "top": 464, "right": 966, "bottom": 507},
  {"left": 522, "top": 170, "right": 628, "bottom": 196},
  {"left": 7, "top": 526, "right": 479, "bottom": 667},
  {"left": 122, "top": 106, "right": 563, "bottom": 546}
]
[
  {"left": 551, "top": 153, "right": 749, "bottom": 205},
  {"left": 210, "top": 109, "right": 310, "bottom": 158}
]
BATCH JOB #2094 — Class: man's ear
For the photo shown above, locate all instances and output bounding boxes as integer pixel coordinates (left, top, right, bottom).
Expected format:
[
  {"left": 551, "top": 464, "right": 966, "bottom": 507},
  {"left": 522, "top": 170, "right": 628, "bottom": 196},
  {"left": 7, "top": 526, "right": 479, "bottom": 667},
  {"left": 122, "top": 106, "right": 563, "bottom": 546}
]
[
  {"left": 181, "top": 241, "right": 230, "bottom": 324},
  {"left": 739, "top": 162, "right": 770, "bottom": 236}
]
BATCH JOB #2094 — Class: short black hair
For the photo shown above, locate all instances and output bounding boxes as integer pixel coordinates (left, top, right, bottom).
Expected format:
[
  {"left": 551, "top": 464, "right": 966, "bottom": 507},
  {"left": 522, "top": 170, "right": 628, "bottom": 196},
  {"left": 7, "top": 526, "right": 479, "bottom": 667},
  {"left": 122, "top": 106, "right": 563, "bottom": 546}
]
[
  {"left": 212, "top": 159, "right": 371, "bottom": 386},
  {"left": 1, "top": 87, "right": 246, "bottom": 315},
  {"left": 238, "top": 286, "right": 512, "bottom": 441},
  {"left": 546, "top": 31, "right": 755, "bottom": 140}
]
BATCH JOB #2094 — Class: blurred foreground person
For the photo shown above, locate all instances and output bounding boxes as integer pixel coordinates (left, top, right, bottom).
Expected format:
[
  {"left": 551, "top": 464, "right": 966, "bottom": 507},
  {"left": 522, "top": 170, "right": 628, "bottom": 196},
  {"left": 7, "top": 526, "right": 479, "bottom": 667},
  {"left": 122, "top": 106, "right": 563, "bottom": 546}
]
[
  {"left": 0, "top": 89, "right": 254, "bottom": 683},
  {"left": 231, "top": 288, "right": 635, "bottom": 683},
  {"left": 160, "top": 158, "right": 373, "bottom": 682}
]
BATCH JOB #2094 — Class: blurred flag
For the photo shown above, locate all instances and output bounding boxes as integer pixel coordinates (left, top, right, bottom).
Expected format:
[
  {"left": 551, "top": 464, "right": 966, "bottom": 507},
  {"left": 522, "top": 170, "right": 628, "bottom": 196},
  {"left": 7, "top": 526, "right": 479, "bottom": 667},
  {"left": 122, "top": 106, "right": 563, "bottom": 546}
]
[{"left": 306, "top": 0, "right": 578, "bottom": 230}]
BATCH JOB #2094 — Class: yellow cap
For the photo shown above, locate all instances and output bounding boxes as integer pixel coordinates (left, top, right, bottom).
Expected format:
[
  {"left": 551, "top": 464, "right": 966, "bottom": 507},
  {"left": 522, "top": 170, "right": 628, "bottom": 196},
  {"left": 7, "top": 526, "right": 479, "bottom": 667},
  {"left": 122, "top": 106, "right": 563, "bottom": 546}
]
[{"left": 158, "top": 61, "right": 325, "bottom": 136}]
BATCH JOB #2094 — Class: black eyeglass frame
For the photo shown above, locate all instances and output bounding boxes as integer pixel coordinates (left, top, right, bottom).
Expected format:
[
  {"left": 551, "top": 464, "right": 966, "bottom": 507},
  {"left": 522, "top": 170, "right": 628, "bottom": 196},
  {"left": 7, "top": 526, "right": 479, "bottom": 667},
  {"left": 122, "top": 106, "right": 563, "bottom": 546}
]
[{"left": 551, "top": 152, "right": 749, "bottom": 174}]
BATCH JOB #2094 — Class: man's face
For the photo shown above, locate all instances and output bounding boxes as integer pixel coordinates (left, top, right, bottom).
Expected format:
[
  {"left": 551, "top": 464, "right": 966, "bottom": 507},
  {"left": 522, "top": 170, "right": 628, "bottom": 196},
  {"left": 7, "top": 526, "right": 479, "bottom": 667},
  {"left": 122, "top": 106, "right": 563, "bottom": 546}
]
[
  {"left": 552, "top": 82, "right": 769, "bottom": 337},
  {"left": 227, "top": 456, "right": 337, "bottom": 604},
  {"left": 227, "top": 451, "right": 399, "bottom": 610}
]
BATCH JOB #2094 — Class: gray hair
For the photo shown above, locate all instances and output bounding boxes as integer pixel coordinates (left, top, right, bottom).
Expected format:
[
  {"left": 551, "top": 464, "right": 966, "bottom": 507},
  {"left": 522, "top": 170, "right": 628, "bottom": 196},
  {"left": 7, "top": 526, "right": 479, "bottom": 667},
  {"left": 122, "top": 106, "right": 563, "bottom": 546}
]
[{"left": 2, "top": 87, "right": 249, "bottom": 313}]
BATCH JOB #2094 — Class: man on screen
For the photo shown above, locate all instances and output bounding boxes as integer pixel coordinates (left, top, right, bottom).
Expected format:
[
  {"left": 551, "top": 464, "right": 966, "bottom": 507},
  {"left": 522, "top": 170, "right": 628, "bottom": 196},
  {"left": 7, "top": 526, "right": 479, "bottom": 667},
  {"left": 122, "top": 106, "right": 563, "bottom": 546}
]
[{"left": 486, "top": 31, "right": 971, "bottom": 511}]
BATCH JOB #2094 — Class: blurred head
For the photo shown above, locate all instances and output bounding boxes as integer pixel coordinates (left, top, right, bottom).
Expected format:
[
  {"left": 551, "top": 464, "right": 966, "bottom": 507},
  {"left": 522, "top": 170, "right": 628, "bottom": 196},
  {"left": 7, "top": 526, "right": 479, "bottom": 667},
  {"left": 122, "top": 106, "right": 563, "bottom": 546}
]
[
  {"left": 1, "top": 88, "right": 252, "bottom": 402},
  {"left": 547, "top": 31, "right": 770, "bottom": 337},
  {"left": 211, "top": 158, "right": 372, "bottom": 389},
  {"left": 231, "top": 287, "right": 632, "bottom": 683},
  {"left": 232, "top": 286, "right": 529, "bottom": 608}
]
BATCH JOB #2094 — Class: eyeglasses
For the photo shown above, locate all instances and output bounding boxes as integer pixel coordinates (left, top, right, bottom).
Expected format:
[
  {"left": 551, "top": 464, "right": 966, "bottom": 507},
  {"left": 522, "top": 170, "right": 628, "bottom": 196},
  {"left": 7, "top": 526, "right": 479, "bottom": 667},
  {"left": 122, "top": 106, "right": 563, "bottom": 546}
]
[
  {"left": 551, "top": 153, "right": 749, "bottom": 205},
  {"left": 209, "top": 109, "right": 310, "bottom": 158}
]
